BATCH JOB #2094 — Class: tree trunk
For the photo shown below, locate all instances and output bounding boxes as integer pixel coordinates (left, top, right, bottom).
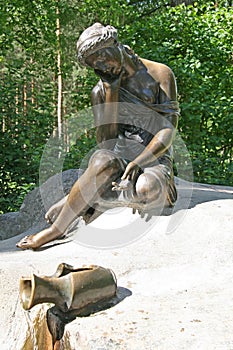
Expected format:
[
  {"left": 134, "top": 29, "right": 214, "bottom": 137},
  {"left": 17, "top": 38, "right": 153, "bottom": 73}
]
[{"left": 56, "top": 0, "right": 62, "bottom": 139}]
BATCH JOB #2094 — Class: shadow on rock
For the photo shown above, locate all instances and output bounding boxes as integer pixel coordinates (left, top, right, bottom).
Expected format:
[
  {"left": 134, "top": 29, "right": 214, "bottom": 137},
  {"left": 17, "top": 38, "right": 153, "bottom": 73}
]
[{"left": 47, "top": 286, "right": 132, "bottom": 344}]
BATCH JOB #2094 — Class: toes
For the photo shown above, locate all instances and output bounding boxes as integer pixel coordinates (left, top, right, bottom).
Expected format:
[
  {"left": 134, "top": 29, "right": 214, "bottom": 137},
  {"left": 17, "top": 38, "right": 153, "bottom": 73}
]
[
  {"left": 16, "top": 241, "right": 29, "bottom": 249},
  {"left": 16, "top": 235, "right": 28, "bottom": 246},
  {"left": 46, "top": 217, "right": 53, "bottom": 224},
  {"left": 16, "top": 236, "right": 34, "bottom": 250},
  {"left": 45, "top": 213, "right": 52, "bottom": 224}
]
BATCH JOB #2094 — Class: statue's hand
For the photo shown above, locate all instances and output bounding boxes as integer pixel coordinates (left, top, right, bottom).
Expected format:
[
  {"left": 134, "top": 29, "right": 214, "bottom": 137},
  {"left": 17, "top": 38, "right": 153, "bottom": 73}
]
[
  {"left": 112, "top": 161, "right": 140, "bottom": 192},
  {"left": 121, "top": 161, "right": 141, "bottom": 183},
  {"left": 96, "top": 69, "right": 124, "bottom": 90},
  {"left": 112, "top": 178, "right": 133, "bottom": 191}
]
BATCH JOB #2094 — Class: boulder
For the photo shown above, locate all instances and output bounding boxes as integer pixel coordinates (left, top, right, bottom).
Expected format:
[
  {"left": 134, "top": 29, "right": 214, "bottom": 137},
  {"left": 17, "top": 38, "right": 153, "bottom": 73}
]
[
  {"left": 0, "top": 180, "right": 232, "bottom": 349},
  {"left": 0, "top": 171, "right": 232, "bottom": 243},
  {"left": 0, "top": 169, "right": 82, "bottom": 240}
]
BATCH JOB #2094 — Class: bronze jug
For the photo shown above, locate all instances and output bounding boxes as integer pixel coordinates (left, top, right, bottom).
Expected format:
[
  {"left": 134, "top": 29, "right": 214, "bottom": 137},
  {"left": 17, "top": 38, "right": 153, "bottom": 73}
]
[{"left": 20, "top": 263, "right": 117, "bottom": 313}]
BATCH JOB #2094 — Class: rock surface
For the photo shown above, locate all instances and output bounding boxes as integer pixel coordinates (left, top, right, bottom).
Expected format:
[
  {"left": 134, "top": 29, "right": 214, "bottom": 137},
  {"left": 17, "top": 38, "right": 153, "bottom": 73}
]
[
  {"left": 0, "top": 169, "right": 81, "bottom": 240},
  {"left": 0, "top": 179, "right": 232, "bottom": 349}
]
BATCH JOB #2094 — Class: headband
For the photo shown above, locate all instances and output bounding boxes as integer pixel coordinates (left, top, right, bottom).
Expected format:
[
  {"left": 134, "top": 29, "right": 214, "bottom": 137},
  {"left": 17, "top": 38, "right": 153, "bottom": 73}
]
[{"left": 76, "top": 23, "right": 118, "bottom": 66}]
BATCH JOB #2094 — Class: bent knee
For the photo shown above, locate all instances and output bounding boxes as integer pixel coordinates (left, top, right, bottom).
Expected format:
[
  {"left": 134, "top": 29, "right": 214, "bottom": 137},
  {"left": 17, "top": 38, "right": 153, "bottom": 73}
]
[
  {"left": 89, "top": 150, "right": 122, "bottom": 176},
  {"left": 136, "top": 173, "right": 163, "bottom": 201}
]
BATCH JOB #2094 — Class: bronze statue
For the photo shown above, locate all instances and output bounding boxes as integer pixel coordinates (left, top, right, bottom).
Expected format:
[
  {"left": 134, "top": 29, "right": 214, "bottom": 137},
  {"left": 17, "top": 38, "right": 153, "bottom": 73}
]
[{"left": 16, "top": 23, "right": 180, "bottom": 250}]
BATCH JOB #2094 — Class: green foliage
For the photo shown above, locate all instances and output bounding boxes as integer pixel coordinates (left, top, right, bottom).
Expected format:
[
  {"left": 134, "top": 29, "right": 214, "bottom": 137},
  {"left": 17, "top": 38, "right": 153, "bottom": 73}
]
[
  {"left": 170, "top": 3, "right": 233, "bottom": 185},
  {"left": 0, "top": 0, "right": 232, "bottom": 213},
  {"left": 63, "top": 129, "right": 97, "bottom": 170},
  {"left": 123, "top": 1, "right": 233, "bottom": 185}
]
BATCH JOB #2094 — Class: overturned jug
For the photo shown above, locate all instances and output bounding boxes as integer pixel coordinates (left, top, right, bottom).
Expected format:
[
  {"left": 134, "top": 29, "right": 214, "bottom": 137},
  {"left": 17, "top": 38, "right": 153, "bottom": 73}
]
[{"left": 19, "top": 263, "right": 117, "bottom": 313}]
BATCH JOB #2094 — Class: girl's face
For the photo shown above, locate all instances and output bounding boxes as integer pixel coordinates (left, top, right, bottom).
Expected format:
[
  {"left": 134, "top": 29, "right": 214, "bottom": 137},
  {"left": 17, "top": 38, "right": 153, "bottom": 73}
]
[{"left": 85, "top": 47, "right": 122, "bottom": 76}]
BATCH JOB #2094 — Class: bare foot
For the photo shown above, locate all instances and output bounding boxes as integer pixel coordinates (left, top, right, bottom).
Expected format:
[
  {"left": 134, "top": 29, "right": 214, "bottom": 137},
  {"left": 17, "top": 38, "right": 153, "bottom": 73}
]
[
  {"left": 16, "top": 234, "right": 39, "bottom": 250},
  {"left": 45, "top": 205, "right": 63, "bottom": 225},
  {"left": 16, "top": 227, "right": 63, "bottom": 250},
  {"left": 45, "top": 196, "right": 68, "bottom": 224}
]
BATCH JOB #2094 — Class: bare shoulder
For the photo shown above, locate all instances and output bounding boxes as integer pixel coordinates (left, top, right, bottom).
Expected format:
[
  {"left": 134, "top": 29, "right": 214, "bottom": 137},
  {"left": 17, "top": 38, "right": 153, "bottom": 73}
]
[
  {"left": 140, "top": 58, "right": 177, "bottom": 100},
  {"left": 140, "top": 58, "right": 175, "bottom": 83}
]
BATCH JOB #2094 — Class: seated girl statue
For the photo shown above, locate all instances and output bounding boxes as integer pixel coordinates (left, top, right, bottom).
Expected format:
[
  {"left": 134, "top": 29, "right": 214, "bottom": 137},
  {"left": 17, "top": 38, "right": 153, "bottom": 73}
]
[{"left": 16, "top": 23, "right": 180, "bottom": 250}]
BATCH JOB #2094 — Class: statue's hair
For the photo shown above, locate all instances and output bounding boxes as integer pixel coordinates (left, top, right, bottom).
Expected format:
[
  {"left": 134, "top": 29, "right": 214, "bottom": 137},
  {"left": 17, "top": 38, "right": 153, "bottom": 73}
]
[
  {"left": 76, "top": 23, "right": 140, "bottom": 69},
  {"left": 76, "top": 23, "right": 118, "bottom": 65}
]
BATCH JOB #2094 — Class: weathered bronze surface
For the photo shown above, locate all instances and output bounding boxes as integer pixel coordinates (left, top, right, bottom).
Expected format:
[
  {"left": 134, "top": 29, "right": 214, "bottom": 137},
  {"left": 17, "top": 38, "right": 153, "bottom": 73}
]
[
  {"left": 20, "top": 263, "right": 117, "bottom": 345},
  {"left": 16, "top": 23, "right": 180, "bottom": 250},
  {"left": 20, "top": 263, "right": 117, "bottom": 312}
]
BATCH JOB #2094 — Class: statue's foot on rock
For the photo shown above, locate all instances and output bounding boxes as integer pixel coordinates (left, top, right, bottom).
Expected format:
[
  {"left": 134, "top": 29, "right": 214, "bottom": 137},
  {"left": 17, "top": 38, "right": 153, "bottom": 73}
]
[
  {"left": 45, "top": 198, "right": 67, "bottom": 224},
  {"left": 16, "top": 235, "right": 39, "bottom": 250},
  {"left": 16, "top": 227, "right": 62, "bottom": 250}
]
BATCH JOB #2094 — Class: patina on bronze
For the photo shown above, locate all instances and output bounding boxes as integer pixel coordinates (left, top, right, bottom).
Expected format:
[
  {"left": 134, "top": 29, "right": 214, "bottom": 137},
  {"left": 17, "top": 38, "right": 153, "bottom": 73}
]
[
  {"left": 16, "top": 23, "right": 180, "bottom": 250},
  {"left": 20, "top": 263, "right": 117, "bottom": 344},
  {"left": 20, "top": 263, "right": 117, "bottom": 312}
]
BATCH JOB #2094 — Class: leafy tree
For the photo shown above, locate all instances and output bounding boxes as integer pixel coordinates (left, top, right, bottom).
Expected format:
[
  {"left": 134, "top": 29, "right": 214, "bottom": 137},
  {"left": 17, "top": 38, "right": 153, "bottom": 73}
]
[
  {"left": 0, "top": 0, "right": 59, "bottom": 212},
  {"left": 121, "top": 1, "right": 233, "bottom": 185},
  {"left": 0, "top": 0, "right": 232, "bottom": 214}
]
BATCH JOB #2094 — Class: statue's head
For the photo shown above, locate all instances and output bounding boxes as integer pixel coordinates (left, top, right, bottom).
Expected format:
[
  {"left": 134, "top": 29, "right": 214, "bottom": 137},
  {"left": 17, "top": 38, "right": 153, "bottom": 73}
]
[
  {"left": 76, "top": 23, "right": 119, "bottom": 66},
  {"left": 76, "top": 23, "right": 139, "bottom": 78}
]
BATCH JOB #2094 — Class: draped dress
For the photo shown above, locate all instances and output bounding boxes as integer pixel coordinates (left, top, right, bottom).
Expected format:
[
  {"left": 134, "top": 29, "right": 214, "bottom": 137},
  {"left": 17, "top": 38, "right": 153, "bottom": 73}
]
[{"left": 92, "top": 80, "right": 180, "bottom": 212}]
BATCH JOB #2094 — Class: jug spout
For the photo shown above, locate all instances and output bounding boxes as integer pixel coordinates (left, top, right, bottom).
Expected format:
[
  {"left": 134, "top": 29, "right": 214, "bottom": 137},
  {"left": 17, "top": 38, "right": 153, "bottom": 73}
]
[
  {"left": 20, "top": 274, "right": 70, "bottom": 311},
  {"left": 20, "top": 264, "right": 117, "bottom": 313}
]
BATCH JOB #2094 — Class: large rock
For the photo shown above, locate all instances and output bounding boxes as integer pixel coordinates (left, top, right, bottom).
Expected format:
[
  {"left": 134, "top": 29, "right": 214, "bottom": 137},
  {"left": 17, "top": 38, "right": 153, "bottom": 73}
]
[
  {"left": 0, "top": 180, "right": 232, "bottom": 349},
  {"left": 1, "top": 169, "right": 232, "bottom": 242},
  {"left": 0, "top": 169, "right": 82, "bottom": 240}
]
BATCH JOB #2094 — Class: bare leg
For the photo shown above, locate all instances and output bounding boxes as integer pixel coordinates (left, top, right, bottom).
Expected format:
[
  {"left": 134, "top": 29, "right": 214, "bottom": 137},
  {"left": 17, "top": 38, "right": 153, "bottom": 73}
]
[{"left": 16, "top": 152, "right": 123, "bottom": 249}]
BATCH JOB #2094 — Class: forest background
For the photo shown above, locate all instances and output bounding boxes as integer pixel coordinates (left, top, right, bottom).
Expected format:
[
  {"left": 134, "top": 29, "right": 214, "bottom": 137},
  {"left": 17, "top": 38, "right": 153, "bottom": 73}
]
[{"left": 0, "top": 0, "right": 232, "bottom": 213}]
